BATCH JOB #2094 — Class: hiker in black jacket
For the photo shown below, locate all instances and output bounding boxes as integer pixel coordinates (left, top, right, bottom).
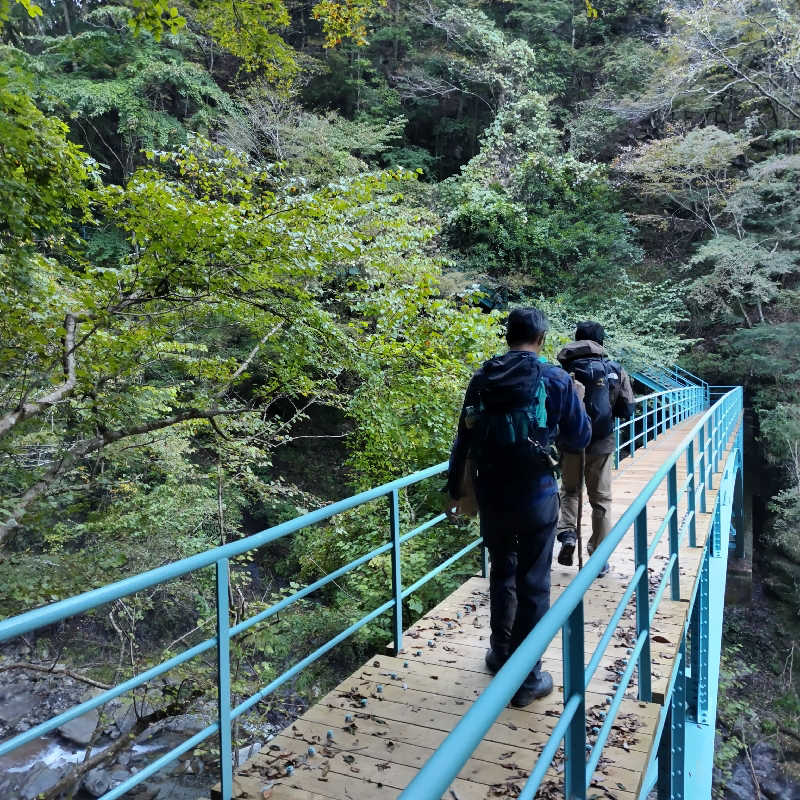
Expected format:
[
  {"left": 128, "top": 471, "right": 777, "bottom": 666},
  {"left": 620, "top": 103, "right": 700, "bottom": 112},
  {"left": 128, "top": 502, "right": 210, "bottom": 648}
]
[
  {"left": 555, "top": 322, "right": 634, "bottom": 577},
  {"left": 447, "top": 308, "right": 591, "bottom": 707}
]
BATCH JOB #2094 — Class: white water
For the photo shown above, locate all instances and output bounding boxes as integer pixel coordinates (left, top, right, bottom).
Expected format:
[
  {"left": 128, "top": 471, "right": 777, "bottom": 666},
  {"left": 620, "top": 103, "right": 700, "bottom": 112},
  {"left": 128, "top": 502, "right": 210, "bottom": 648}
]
[
  {"left": 6, "top": 740, "right": 109, "bottom": 773},
  {"left": 5, "top": 738, "right": 166, "bottom": 774}
]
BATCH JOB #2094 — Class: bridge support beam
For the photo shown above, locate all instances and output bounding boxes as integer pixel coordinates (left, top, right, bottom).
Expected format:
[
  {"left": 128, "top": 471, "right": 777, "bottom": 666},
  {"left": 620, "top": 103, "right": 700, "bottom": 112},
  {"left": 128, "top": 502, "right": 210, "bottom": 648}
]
[
  {"left": 657, "top": 641, "right": 686, "bottom": 800},
  {"left": 682, "top": 417, "right": 742, "bottom": 798},
  {"left": 688, "top": 547, "right": 710, "bottom": 725}
]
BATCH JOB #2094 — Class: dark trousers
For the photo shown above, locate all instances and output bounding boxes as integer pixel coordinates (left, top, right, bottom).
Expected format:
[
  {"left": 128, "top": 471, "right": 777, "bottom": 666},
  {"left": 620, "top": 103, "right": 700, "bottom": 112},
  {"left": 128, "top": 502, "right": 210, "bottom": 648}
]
[{"left": 479, "top": 494, "right": 560, "bottom": 689}]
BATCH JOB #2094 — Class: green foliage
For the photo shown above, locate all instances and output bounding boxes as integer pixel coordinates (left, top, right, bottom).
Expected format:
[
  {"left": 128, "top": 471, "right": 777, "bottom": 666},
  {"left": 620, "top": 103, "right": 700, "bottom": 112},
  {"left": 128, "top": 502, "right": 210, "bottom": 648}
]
[
  {"left": 312, "top": 0, "right": 385, "bottom": 48},
  {"left": 442, "top": 96, "right": 641, "bottom": 291},
  {"left": 538, "top": 280, "right": 690, "bottom": 370},
  {"left": 196, "top": 0, "right": 297, "bottom": 82},
  {"left": 689, "top": 234, "right": 799, "bottom": 323},
  {"left": 20, "top": 23, "right": 237, "bottom": 177},
  {"left": 222, "top": 87, "right": 406, "bottom": 181},
  {"left": 0, "top": 60, "right": 95, "bottom": 252},
  {"left": 713, "top": 642, "right": 751, "bottom": 790},
  {"left": 616, "top": 126, "right": 751, "bottom": 233}
]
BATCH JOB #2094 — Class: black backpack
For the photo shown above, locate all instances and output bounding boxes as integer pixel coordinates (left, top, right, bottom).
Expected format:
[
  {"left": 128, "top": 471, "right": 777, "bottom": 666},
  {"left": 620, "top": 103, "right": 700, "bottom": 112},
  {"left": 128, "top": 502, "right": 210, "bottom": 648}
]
[
  {"left": 570, "top": 357, "right": 616, "bottom": 443},
  {"left": 465, "top": 356, "right": 558, "bottom": 481}
]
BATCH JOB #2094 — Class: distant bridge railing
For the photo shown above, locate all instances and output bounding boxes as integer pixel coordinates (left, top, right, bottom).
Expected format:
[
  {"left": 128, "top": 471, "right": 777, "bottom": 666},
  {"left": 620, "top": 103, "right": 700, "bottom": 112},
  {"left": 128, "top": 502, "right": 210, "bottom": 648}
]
[
  {"left": 613, "top": 385, "right": 706, "bottom": 469},
  {"left": 401, "top": 386, "right": 743, "bottom": 800},
  {"left": 0, "top": 385, "right": 707, "bottom": 800}
]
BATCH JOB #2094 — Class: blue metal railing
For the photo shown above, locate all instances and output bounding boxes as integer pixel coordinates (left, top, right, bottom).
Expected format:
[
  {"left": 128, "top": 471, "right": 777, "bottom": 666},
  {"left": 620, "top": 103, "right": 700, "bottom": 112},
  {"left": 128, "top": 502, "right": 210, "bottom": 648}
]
[
  {"left": 0, "top": 384, "right": 709, "bottom": 800},
  {"left": 633, "top": 364, "right": 710, "bottom": 408},
  {"left": 613, "top": 386, "right": 705, "bottom": 469},
  {"left": 400, "top": 387, "right": 742, "bottom": 800}
]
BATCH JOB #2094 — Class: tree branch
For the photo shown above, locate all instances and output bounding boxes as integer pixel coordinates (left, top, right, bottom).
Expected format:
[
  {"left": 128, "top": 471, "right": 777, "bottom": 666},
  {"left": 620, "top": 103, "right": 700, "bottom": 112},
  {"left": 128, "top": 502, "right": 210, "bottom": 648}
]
[
  {"left": 702, "top": 33, "right": 800, "bottom": 123},
  {"left": 215, "top": 321, "right": 284, "bottom": 399},
  {"left": 0, "top": 313, "right": 82, "bottom": 440},
  {"left": 0, "top": 404, "right": 252, "bottom": 545},
  {"left": 0, "top": 662, "right": 111, "bottom": 690}
]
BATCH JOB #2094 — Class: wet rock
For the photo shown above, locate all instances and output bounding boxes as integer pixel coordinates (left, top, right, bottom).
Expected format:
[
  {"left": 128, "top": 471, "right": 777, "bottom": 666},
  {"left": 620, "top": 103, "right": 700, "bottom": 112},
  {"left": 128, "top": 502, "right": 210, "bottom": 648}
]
[
  {"left": 21, "top": 765, "right": 65, "bottom": 799},
  {"left": 58, "top": 706, "right": 99, "bottom": 745},
  {"left": 0, "top": 690, "right": 44, "bottom": 726},
  {"left": 724, "top": 760, "right": 758, "bottom": 799},
  {"left": 58, "top": 689, "right": 101, "bottom": 745},
  {"left": 110, "top": 699, "right": 142, "bottom": 735},
  {"left": 723, "top": 742, "right": 800, "bottom": 800},
  {"left": 83, "top": 767, "right": 112, "bottom": 797},
  {"left": 236, "top": 741, "right": 261, "bottom": 764},
  {"left": 163, "top": 713, "right": 207, "bottom": 737}
]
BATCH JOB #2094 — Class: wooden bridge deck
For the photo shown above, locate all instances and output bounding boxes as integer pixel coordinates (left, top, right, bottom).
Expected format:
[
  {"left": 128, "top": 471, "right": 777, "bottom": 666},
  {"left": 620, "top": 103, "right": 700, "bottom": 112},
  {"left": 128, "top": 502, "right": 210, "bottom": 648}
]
[{"left": 216, "top": 414, "right": 739, "bottom": 800}]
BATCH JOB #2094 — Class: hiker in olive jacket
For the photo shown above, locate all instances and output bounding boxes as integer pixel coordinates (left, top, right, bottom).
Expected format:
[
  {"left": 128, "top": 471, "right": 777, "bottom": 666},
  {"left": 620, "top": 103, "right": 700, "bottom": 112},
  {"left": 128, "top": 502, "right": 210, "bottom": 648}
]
[{"left": 555, "top": 322, "right": 634, "bottom": 577}]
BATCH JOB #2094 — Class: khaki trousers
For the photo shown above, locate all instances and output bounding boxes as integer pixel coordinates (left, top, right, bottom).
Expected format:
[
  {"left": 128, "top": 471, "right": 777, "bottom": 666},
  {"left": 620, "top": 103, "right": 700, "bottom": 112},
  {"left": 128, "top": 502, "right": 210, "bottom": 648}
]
[{"left": 558, "top": 451, "right": 613, "bottom": 555}]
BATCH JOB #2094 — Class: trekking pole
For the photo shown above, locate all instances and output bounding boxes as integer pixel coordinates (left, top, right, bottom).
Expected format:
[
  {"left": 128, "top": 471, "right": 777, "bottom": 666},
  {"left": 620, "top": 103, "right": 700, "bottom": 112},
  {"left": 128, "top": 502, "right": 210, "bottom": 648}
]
[{"left": 576, "top": 449, "right": 585, "bottom": 569}]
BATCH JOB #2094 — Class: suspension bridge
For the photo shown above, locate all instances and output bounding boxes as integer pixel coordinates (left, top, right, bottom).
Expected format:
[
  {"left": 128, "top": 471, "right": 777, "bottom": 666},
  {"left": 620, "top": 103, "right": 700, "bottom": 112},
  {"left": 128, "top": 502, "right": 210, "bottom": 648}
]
[{"left": 0, "top": 368, "right": 745, "bottom": 800}]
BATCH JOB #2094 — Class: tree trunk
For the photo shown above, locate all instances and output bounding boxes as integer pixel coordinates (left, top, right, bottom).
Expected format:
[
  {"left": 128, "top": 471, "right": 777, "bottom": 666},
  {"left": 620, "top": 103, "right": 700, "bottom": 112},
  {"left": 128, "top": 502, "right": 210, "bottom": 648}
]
[{"left": 738, "top": 299, "right": 753, "bottom": 328}]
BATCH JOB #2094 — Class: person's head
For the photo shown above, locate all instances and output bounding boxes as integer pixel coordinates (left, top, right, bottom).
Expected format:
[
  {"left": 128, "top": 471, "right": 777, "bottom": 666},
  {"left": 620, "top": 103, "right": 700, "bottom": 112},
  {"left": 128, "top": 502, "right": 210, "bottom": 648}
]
[
  {"left": 575, "top": 320, "right": 605, "bottom": 345},
  {"left": 506, "top": 307, "right": 548, "bottom": 352}
]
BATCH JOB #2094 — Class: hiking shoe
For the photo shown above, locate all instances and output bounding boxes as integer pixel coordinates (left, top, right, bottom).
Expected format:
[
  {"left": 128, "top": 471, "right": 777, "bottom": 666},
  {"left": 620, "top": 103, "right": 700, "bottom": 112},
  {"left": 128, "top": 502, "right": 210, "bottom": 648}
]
[
  {"left": 597, "top": 562, "right": 610, "bottom": 578},
  {"left": 485, "top": 648, "right": 508, "bottom": 674},
  {"left": 557, "top": 540, "right": 576, "bottom": 566},
  {"left": 510, "top": 672, "right": 554, "bottom": 707},
  {"left": 557, "top": 529, "right": 577, "bottom": 566}
]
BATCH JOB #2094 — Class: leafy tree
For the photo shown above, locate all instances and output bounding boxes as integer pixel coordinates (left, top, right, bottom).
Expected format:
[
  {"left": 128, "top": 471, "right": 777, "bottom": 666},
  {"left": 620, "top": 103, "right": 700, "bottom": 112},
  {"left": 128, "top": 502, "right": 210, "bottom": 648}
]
[
  {"left": 195, "top": 0, "right": 297, "bottom": 80},
  {"left": 0, "top": 129, "right": 417, "bottom": 548},
  {"left": 221, "top": 84, "right": 406, "bottom": 181},
  {"left": 616, "top": 126, "right": 751, "bottom": 236},
  {"left": 0, "top": 62, "right": 95, "bottom": 253},
  {"left": 689, "top": 234, "right": 799, "bottom": 326},
  {"left": 661, "top": 0, "right": 800, "bottom": 128},
  {"left": 441, "top": 93, "right": 641, "bottom": 290}
]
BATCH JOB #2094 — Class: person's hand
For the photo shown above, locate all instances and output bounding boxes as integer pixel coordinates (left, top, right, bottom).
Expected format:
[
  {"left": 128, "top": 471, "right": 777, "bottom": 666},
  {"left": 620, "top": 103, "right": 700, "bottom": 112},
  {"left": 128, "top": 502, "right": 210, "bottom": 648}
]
[
  {"left": 445, "top": 497, "right": 461, "bottom": 522},
  {"left": 572, "top": 376, "right": 585, "bottom": 402}
]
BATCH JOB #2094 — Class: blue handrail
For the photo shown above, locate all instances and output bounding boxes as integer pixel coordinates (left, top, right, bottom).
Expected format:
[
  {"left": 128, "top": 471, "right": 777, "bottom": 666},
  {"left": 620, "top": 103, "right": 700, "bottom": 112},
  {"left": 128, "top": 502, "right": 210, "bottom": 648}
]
[
  {"left": 0, "top": 384, "right": 711, "bottom": 800},
  {"left": 400, "top": 387, "right": 742, "bottom": 800}
]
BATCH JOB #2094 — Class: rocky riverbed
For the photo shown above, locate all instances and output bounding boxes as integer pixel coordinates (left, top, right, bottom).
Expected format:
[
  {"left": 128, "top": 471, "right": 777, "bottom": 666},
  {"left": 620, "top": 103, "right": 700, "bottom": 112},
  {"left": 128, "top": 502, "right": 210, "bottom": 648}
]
[{"left": 0, "top": 649, "right": 285, "bottom": 800}]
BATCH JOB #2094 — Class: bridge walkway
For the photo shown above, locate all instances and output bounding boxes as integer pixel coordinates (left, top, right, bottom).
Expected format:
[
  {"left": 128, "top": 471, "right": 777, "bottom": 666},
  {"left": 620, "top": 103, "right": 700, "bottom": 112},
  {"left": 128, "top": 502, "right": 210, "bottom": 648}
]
[{"left": 217, "top": 412, "right": 738, "bottom": 800}]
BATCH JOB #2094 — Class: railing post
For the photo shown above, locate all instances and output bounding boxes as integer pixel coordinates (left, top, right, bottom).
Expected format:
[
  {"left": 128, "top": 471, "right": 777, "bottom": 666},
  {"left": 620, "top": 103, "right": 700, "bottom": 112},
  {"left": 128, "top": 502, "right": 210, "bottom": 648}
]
[
  {"left": 629, "top": 416, "right": 635, "bottom": 458},
  {"left": 673, "top": 641, "right": 687, "bottom": 799},
  {"left": 667, "top": 465, "right": 680, "bottom": 601},
  {"left": 661, "top": 395, "right": 667, "bottom": 435},
  {"left": 216, "top": 558, "right": 233, "bottom": 800},
  {"left": 687, "top": 441, "right": 697, "bottom": 548},
  {"left": 643, "top": 398, "right": 649, "bottom": 448},
  {"left": 634, "top": 508, "right": 652, "bottom": 702},
  {"left": 658, "top": 644, "right": 686, "bottom": 800},
  {"left": 390, "top": 489, "right": 403, "bottom": 655},
  {"left": 706, "top": 418, "right": 713, "bottom": 492},
  {"left": 614, "top": 419, "right": 620, "bottom": 469},
  {"left": 698, "top": 424, "right": 707, "bottom": 513},
  {"left": 733, "top": 454, "right": 745, "bottom": 560},
  {"left": 563, "top": 601, "right": 587, "bottom": 800}
]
